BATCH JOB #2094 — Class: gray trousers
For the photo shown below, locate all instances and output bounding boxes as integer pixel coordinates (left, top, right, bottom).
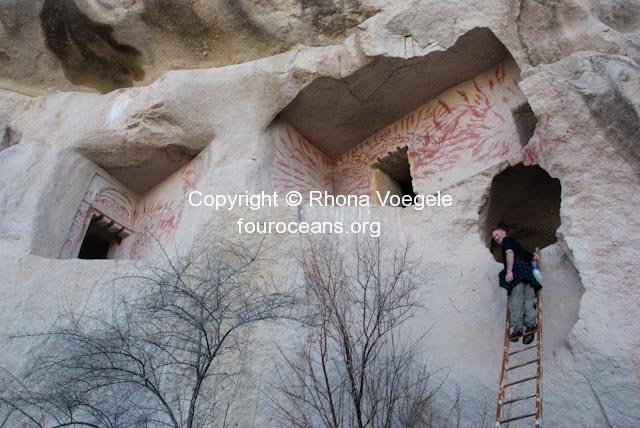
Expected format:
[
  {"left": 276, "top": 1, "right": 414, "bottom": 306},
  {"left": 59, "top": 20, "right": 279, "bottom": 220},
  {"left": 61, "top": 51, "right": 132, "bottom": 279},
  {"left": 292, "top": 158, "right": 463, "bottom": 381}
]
[{"left": 508, "top": 282, "right": 536, "bottom": 328}]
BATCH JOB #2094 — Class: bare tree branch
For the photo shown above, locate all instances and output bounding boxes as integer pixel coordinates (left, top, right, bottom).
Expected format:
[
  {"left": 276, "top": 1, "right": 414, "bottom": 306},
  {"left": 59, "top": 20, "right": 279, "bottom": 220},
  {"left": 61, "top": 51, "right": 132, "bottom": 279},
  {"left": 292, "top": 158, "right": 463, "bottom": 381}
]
[
  {"left": 275, "top": 236, "right": 448, "bottom": 428},
  {"left": 1, "top": 238, "right": 300, "bottom": 428}
]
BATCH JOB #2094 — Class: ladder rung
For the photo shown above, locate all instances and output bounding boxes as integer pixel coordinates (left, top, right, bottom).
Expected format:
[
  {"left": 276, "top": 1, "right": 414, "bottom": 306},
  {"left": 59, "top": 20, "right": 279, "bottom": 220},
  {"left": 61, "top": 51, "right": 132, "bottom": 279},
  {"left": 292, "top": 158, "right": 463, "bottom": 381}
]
[
  {"left": 496, "top": 294, "right": 542, "bottom": 427},
  {"left": 503, "top": 394, "right": 536, "bottom": 405},
  {"left": 507, "top": 358, "right": 539, "bottom": 371},
  {"left": 509, "top": 344, "right": 537, "bottom": 356},
  {"left": 500, "top": 412, "right": 537, "bottom": 423},
  {"left": 504, "top": 375, "right": 537, "bottom": 388},
  {"left": 510, "top": 329, "right": 536, "bottom": 340}
]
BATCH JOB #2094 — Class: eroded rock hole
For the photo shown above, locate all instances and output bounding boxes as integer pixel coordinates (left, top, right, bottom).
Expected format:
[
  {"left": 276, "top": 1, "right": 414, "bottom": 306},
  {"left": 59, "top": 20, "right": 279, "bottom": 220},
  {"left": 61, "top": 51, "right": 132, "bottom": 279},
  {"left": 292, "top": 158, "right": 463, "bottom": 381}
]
[
  {"left": 370, "top": 146, "right": 415, "bottom": 206},
  {"left": 78, "top": 215, "right": 125, "bottom": 260},
  {"left": 512, "top": 102, "right": 537, "bottom": 147},
  {"left": 480, "top": 164, "right": 561, "bottom": 262},
  {"left": 39, "top": 0, "right": 144, "bottom": 93},
  {"left": 1, "top": 126, "right": 21, "bottom": 151}
]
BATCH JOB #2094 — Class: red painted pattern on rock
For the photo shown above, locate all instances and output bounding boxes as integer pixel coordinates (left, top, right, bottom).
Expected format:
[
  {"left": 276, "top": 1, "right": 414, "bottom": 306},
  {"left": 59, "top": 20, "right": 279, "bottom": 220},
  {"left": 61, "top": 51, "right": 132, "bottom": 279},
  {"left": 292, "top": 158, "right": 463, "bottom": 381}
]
[
  {"left": 129, "top": 162, "right": 199, "bottom": 259},
  {"left": 267, "top": 119, "right": 333, "bottom": 194},
  {"left": 333, "top": 61, "right": 524, "bottom": 195},
  {"left": 60, "top": 176, "right": 136, "bottom": 258},
  {"left": 522, "top": 144, "right": 540, "bottom": 166}
]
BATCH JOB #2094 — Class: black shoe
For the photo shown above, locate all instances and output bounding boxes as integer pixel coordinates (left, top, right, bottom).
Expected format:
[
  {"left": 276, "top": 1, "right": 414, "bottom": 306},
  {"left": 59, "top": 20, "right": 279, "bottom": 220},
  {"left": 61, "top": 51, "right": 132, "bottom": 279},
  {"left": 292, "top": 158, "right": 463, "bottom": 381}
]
[
  {"left": 523, "top": 324, "right": 537, "bottom": 345},
  {"left": 510, "top": 327, "right": 524, "bottom": 342}
]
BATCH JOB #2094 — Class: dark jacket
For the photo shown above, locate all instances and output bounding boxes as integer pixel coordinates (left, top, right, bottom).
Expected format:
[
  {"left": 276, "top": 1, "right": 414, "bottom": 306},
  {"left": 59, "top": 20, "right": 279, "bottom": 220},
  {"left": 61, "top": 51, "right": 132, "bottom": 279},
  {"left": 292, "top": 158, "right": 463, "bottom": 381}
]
[{"left": 499, "top": 255, "right": 542, "bottom": 295}]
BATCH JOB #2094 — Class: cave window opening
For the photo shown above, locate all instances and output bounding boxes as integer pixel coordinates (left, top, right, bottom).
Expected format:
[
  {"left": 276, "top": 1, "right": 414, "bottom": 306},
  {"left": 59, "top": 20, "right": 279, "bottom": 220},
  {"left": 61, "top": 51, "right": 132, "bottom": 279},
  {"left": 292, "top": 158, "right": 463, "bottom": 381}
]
[
  {"left": 78, "top": 215, "right": 125, "bottom": 260},
  {"left": 479, "top": 164, "right": 561, "bottom": 262},
  {"left": 512, "top": 102, "right": 537, "bottom": 147},
  {"left": 370, "top": 146, "right": 415, "bottom": 207}
]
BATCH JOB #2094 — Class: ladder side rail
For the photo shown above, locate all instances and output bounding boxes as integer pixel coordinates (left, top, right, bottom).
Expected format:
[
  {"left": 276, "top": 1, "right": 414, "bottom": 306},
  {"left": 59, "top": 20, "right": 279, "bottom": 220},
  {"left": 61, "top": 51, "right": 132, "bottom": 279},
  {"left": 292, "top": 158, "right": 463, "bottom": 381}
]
[
  {"left": 535, "top": 291, "right": 543, "bottom": 427},
  {"left": 535, "top": 247, "right": 543, "bottom": 428},
  {"left": 495, "top": 306, "right": 511, "bottom": 426},
  {"left": 495, "top": 246, "right": 545, "bottom": 428}
]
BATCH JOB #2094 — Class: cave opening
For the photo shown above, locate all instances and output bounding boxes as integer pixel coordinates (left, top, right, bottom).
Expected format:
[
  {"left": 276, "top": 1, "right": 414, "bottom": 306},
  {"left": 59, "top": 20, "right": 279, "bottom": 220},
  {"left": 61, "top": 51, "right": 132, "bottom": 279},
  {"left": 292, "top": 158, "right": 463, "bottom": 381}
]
[
  {"left": 78, "top": 215, "right": 124, "bottom": 260},
  {"left": 512, "top": 102, "right": 537, "bottom": 147},
  {"left": 480, "top": 164, "right": 561, "bottom": 262},
  {"left": 265, "top": 27, "right": 531, "bottom": 203},
  {"left": 370, "top": 146, "right": 415, "bottom": 206}
]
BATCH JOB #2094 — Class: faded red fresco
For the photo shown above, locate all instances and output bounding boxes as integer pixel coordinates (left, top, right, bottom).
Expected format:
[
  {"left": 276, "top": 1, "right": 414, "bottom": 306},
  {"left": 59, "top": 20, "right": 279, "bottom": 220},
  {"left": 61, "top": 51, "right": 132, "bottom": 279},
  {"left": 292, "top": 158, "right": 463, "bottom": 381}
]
[
  {"left": 129, "top": 161, "right": 199, "bottom": 259},
  {"left": 61, "top": 160, "right": 201, "bottom": 260},
  {"left": 522, "top": 144, "right": 540, "bottom": 166},
  {"left": 266, "top": 118, "right": 333, "bottom": 194},
  {"left": 60, "top": 200, "right": 93, "bottom": 258},
  {"left": 333, "top": 61, "right": 525, "bottom": 195},
  {"left": 60, "top": 175, "right": 135, "bottom": 258}
]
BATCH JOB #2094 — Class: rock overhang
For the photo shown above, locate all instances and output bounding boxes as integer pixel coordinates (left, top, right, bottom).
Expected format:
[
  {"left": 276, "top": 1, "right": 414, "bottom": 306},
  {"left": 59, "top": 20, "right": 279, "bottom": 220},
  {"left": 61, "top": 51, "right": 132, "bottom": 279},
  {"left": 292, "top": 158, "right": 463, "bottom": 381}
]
[{"left": 280, "top": 27, "right": 511, "bottom": 159}]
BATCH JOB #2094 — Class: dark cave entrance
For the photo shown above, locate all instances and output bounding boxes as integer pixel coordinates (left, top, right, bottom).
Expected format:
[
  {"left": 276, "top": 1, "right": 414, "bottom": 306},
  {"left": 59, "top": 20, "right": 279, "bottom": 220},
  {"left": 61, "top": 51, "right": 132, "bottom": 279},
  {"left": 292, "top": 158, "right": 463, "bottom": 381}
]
[
  {"left": 512, "top": 102, "right": 537, "bottom": 147},
  {"left": 480, "top": 164, "right": 562, "bottom": 262},
  {"left": 78, "top": 216, "right": 123, "bottom": 259},
  {"left": 370, "top": 146, "right": 416, "bottom": 206}
]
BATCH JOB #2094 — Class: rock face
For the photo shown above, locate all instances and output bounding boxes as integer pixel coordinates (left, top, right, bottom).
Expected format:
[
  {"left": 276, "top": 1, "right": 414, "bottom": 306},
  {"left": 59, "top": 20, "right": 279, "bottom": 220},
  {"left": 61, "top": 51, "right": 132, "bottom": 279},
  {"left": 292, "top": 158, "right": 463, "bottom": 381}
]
[
  {"left": 1, "top": 1, "right": 639, "bottom": 427},
  {"left": 0, "top": 0, "right": 386, "bottom": 94}
]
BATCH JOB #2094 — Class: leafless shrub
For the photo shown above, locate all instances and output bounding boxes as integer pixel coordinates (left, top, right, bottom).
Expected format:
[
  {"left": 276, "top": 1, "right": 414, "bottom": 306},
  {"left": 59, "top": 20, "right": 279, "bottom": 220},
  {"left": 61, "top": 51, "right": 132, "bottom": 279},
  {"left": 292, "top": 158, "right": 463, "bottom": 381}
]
[
  {"left": 274, "top": 236, "right": 449, "bottom": 428},
  {"left": 0, "top": 238, "right": 299, "bottom": 428}
]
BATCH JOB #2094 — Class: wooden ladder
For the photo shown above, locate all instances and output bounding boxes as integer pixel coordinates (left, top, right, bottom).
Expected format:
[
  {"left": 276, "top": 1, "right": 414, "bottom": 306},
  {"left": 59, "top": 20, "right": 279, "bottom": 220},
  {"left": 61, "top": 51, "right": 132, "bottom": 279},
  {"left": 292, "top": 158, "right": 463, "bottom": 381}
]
[{"left": 494, "top": 249, "right": 543, "bottom": 427}]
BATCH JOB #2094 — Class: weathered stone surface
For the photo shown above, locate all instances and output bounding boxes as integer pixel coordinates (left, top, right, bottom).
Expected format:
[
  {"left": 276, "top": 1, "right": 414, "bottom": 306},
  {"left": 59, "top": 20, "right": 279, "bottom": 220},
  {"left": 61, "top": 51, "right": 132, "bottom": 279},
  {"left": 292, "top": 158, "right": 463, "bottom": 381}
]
[
  {"left": 517, "top": 0, "right": 640, "bottom": 67},
  {"left": 0, "top": 0, "right": 387, "bottom": 94},
  {"left": 0, "top": 1, "right": 639, "bottom": 426},
  {"left": 0, "top": 92, "right": 30, "bottom": 151},
  {"left": 281, "top": 28, "right": 510, "bottom": 158},
  {"left": 520, "top": 52, "right": 640, "bottom": 427},
  {"left": 3, "top": 0, "right": 638, "bottom": 93}
]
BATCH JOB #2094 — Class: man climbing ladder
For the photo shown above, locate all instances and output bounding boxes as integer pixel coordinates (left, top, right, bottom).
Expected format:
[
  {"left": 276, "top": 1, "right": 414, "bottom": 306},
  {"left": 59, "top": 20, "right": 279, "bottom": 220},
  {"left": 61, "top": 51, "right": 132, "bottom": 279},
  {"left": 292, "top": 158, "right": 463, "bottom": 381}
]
[
  {"left": 491, "top": 227, "right": 543, "bottom": 427},
  {"left": 491, "top": 228, "right": 542, "bottom": 344}
]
